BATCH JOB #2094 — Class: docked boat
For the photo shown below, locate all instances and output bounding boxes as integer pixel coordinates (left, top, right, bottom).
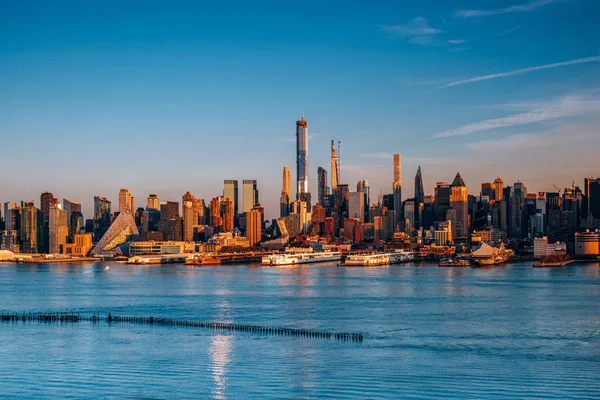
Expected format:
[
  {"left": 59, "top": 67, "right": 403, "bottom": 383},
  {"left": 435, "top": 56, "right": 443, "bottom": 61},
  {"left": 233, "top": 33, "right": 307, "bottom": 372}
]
[
  {"left": 261, "top": 251, "right": 341, "bottom": 266},
  {"left": 343, "top": 250, "right": 414, "bottom": 267},
  {"left": 439, "top": 258, "right": 472, "bottom": 267},
  {"left": 472, "top": 243, "right": 514, "bottom": 266}
]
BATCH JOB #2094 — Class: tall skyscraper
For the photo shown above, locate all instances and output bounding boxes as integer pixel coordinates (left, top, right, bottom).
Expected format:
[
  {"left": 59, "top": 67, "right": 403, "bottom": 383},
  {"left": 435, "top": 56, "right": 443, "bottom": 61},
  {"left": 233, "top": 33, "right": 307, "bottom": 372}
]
[
  {"left": 318, "top": 167, "right": 328, "bottom": 205},
  {"left": 49, "top": 199, "right": 68, "bottom": 254},
  {"left": 449, "top": 173, "right": 468, "bottom": 238},
  {"left": 357, "top": 180, "right": 370, "bottom": 222},
  {"left": 414, "top": 166, "right": 424, "bottom": 204},
  {"left": 147, "top": 194, "right": 159, "bottom": 210},
  {"left": 93, "top": 196, "right": 112, "bottom": 242},
  {"left": 296, "top": 112, "right": 309, "bottom": 199},
  {"left": 223, "top": 180, "right": 239, "bottom": 218},
  {"left": 331, "top": 139, "right": 339, "bottom": 191},
  {"left": 242, "top": 180, "right": 258, "bottom": 213},
  {"left": 393, "top": 154, "right": 402, "bottom": 229},
  {"left": 119, "top": 189, "right": 133, "bottom": 213},
  {"left": 493, "top": 177, "right": 504, "bottom": 201},
  {"left": 40, "top": 191, "right": 54, "bottom": 253},
  {"left": 585, "top": 177, "right": 600, "bottom": 219},
  {"left": 348, "top": 192, "right": 365, "bottom": 223},
  {"left": 246, "top": 207, "right": 262, "bottom": 246},
  {"left": 20, "top": 201, "right": 39, "bottom": 253},
  {"left": 280, "top": 167, "right": 291, "bottom": 218},
  {"left": 182, "top": 201, "right": 194, "bottom": 241},
  {"left": 3, "top": 202, "right": 17, "bottom": 233},
  {"left": 223, "top": 198, "right": 234, "bottom": 232},
  {"left": 481, "top": 182, "right": 494, "bottom": 200}
]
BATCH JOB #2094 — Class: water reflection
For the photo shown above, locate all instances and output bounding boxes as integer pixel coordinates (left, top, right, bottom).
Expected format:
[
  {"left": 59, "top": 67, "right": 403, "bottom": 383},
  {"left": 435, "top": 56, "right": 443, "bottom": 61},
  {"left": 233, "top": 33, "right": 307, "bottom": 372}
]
[{"left": 209, "top": 334, "right": 232, "bottom": 400}]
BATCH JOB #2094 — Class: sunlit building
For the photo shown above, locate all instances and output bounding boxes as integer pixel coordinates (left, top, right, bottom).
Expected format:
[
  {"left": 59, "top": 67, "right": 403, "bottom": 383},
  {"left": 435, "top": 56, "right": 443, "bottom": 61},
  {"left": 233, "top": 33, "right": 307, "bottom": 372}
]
[
  {"left": 223, "top": 180, "right": 239, "bottom": 219},
  {"left": 91, "top": 208, "right": 140, "bottom": 255},
  {"left": 147, "top": 194, "right": 159, "bottom": 210},
  {"left": 393, "top": 154, "right": 402, "bottom": 229},
  {"left": 449, "top": 173, "right": 468, "bottom": 238},
  {"left": 242, "top": 180, "right": 258, "bottom": 213},
  {"left": 245, "top": 207, "right": 262, "bottom": 246},
  {"left": 62, "top": 233, "right": 93, "bottom": 257},
  {"left": 118, "top": 188, "right": 134, "bottom": 213},
  {"left": 296, "top": 113, "right": 309, "bottom": 199},
  {"left": 49, "top": 199, "right": 69, "bottom": 254},
  {"left": 20, "top": 201, "right": 40, "bottom": 253}
]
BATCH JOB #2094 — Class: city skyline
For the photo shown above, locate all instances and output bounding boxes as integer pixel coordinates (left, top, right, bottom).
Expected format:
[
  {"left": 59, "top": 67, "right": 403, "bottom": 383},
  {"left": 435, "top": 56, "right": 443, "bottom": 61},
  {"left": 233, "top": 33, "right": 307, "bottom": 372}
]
[{"left": 1, "top": 1, "right": 600, "bottom": 219}]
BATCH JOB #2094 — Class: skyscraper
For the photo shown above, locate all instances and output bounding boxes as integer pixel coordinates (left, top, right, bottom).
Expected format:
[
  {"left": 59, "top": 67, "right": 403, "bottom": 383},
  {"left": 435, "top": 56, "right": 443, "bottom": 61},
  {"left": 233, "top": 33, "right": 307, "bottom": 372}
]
[
  {"left": 449, "top": 173, "right": 468, "bottom": 238},
  {"left": 20, "top": 201, "right": 39, "bottom": 253},
  {"left": 49, "top": 199, "right": 68, "bottom": 254},
  {"left": 393, "top": 154, "right": 402, "bottom": 229},
  {"left": 348, "top": 192, "right": 365, "bottom": 223},
  {"left": 93, "top": 196, "right": 112, "bottom": 242},
  {"left": 40, "top": 191, "right": 53, "bottom": 253},
  {"left": 331, "top": 139, "right": 339, "bottom": 191},
  {"left": 435, "top": 182, "right": 451, "bottom": 222},
  {"left": 246, "top": 207, "right": 262, "bottom": 247},
  {"left": 318, "top": 167, "right": 328, "bottom": 205},
  {"left": 3, "top": 202, "right": 17, "bottom": 233},
  {"left": 119, "top": 189, "right": 133, "bottom": 213},
  {"left": 223, "top": 180, "right": 239, "bottom": 218},
  {"left": 182, "top": 201, "right": 194, "bottom": 241},
  {"left": 493, "top": 177, "right": 504, "bottom": 201},
  {"left": 414, "top": 166, "right": 424, "bottom": 204},
  {"left": 223, "top": 198, "right": 234, "bottom": 232},
  {"left": 280, "top": 167, "right": 291, "bottom": 218},
  {"left": 296, "top": 112, "right": 309, "bottom": 199},
  {"left": 242, "top": 180, "right": 258, "bottom": 213},
  {"left": 585, "top": 177, "right": 600, "bottom": 219},
  {"left": 481, "top": 182, "right": 494, "bottom": 200},
  {"left": 147, "top": 194, "right": 159, "bottom": 210}
]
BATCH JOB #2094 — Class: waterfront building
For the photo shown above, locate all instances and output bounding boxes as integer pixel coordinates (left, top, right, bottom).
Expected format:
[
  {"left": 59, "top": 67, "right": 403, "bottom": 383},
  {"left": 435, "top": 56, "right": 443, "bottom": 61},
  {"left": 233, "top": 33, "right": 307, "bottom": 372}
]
[
  {"left": 393, "top": 153, "right": 402, "bottom": 229},
  {"left": 223, "top": 180, "right": 239, "bottom": 219},
  {"left": 3, "top": 202, "right": 18, "bottom": 233},
  {"left": 246, "top": 207, "right": 262, "bottom": 246},
  {"left": 318, "top": 167, "right": 328, "bottom": 206},
  {"left": 91, "top": 208, "right": 140, "bottom": 255},
  {"left": 129, "top": 241, "right": 185, "bottom": 256},
  {"left": 62, "top": 233, "right": 93, "bottom": 257},
  {"left": 147, "top": 194, "right": 159, "bottom": 210},
  {"left": 449, "top": 173, "right": 468, "bottom": 239},
  {"left": 296, "top": 113, "right": 309, "bottom": 200},
  {"left": 574, "top": 231, "right": 600, "bottom": 257},
  {"left": 434, "top": 220, "right": 452, "bottom": 246},
  {"left": 242, "top": 180, "right": 258, "bottom": 213},
  {"left": 118, "top": 188, "right": 134, "bottom": 213},
  {"left": 49, "top": 199, "right": 69, "bottom": 254}
]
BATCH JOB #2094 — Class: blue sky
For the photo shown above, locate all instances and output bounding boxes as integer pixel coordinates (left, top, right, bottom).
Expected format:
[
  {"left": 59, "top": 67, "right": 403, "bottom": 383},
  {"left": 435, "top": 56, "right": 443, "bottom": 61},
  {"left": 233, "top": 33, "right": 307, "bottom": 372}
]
[{"left": 1, "top": 0, "right": 599, "bottom": 218}]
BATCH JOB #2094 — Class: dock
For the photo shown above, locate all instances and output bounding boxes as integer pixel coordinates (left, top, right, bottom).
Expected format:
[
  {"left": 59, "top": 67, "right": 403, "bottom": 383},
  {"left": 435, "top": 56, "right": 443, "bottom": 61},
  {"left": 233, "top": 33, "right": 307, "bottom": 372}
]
[
  {"left": 0, "top": 311, "right": 364, "bottom": 342},
  {"left": 533, "top": 260, "right": 576, "bottom": 267}
]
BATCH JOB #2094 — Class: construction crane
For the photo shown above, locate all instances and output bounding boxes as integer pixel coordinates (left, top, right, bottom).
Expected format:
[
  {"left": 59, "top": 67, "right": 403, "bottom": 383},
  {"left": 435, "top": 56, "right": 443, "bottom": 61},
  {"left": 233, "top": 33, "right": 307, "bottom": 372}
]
[{"left": 552, "top": 184, "right": 561, "bottom": 193}]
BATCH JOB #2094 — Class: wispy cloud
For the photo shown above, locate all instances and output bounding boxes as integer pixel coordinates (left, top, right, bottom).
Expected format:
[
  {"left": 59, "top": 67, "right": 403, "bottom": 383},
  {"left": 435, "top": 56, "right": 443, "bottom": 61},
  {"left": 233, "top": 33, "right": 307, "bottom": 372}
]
[
  {"left": 360, "top": 152, "right": 394, "bottom": 160},
  {"left": 455, "top": 0, "right": 560, "bottom": 18},
  {"left": 380, "top": 17, "right": 443, "bottom": 45},
  {"left": 495, "top": 26, "right": 520, "bottom": 37},
  {"left": 437, "top": 56, "right": 600, "bottom": 90},
  {"left": 433, "top": 94, "right": 600, "bottom": 138},
  {"left": 447, "top": 39, "right": 467, "bottom": 45}
]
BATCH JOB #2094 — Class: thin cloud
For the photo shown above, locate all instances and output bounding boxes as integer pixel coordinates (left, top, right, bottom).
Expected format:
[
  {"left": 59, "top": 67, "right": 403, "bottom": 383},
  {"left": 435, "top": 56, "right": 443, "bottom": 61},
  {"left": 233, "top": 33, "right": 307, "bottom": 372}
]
[
  {"left": 437, "top": 56, "right": 600, "bottom": 90},
  {"left": 380, "top": 17, "right": 443, "bottom": 45},
  {"left": 283, "top": 133, "right": 319, "bottom": 143},
  {"left": 495, "top": 26, "right": 520, "bottom": 37},
  {"left": 433, "top": 94, "right": 600, "bottom": 139},
  {"left": 455, "top": 0, "right": 560, "bottom": 18},
  {"left": 448, "top": 39, "right": 467, "bottom": 44},
  {"left": 360, "top": 152, "right": 394, "bottom": 160}
]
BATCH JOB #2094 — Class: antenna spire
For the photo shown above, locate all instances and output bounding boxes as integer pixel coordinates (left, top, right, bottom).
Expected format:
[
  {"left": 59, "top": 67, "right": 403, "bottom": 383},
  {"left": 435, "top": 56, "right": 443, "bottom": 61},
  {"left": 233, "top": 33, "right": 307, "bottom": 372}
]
[{"left": 301, "top": 110, "right": 304, "bottom": 120}]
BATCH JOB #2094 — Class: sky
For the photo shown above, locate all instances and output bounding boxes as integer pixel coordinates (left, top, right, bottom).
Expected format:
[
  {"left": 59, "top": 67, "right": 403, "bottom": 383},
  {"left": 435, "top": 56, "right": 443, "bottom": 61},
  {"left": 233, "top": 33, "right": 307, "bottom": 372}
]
[{"left": 1, "top": 0, "right": 599, "bottom": 219}]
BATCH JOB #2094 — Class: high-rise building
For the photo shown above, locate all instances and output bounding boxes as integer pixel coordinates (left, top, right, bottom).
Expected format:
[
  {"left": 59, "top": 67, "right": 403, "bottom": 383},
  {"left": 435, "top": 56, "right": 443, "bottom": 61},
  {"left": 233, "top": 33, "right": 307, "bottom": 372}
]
[
  {"left": 509, "top": 181, "right": 528, "bottom": 239},
  {"left": 282, "top": 166, "right": 291, "bottom": 196},
  {"left": 94, "top": 196, "right": 112, "bottom": 242},
  {"left": 182, "top": 201, "right": 194, "bottom": 241},
  {"left": 435, "top": 182, "right": 451, "bottom": 222},
  {"left": 414, "top": 166, "right": 424, "bottom": 204},
  {"left": 49, "top": 199, "right": 68, "bottom": 254},
  {"left": 209, "top": 198, "right": 223, "bottom": 231},
  {"left": 20, "top": 201, "right": 39, "bottom": 253},
  {"left": 331, "top": 139, "right": 339, "bottom": 191},
  {"left": 481, "top": 182, "right": 494, "bottom": 200},
  {"left": 393, "top": 154, "right": 402, "bottom": 229},
  {"left": 147, "top": 194, "right": 159, "bottom": 210},
  {"left": 182, "top": 192, "right": 205, "bottom": 226},
  {"left": 223, "top": 198, "right": 234, "bottom": 232},
  {"left": 358, "top": 180, "right": 370, "bottom": 222},
  {"left": 3, "top": 202, "right": 18, "bottom": 233},
  {"left": 40, "top": 192, "right": 54, "bottom": 253},
  {"left": 317, "top": 167, "right": 328, "bottom": 205},
  {"left": 348, "top": 192, "right": 365, "bottom": 223},
  {"left": 159, "top": 201, "right": 182, "bottom": 241},
  {"left": 296, "top": 113, "right": 309, "bottom": 199},
  {"left": 242, "top": 180, "right": 258, "bottom": 213},
  {"left": 585, "top": 177, "right": 600, "bottom": 219},
  {"left": 223, "top": 180, "right": 239, "bottom": 218},
  {"left": 493, "top": 177, "right": 504, "bottom": 201},
  {"left": 280, "top": 167, "right": 291, "bottom": 218},
  {"left": 119, "top": 189, "right": 134, "bottom": 213},
  {"left": 91, "top": 209, "right": 139, "bottom": 255},
  {"left": 449, "top": 173, "right": 468, "bottom": 238},
  {"left": 246, "top": 207, "right": 262, "bottom": 246}
]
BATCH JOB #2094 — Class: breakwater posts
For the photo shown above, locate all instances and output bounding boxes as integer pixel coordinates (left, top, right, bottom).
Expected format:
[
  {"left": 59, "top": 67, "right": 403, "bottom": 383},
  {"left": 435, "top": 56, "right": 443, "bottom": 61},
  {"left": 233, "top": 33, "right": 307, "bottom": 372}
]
[{"left": 0, "top": 311, "right": 363, "bottom": 342}]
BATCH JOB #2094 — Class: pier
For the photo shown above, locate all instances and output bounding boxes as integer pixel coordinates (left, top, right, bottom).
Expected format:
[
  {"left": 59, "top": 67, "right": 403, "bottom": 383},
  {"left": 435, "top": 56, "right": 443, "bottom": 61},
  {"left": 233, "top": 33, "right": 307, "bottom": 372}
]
[{"left": 0, "top": 311, "right": 363, "bottom": 342}]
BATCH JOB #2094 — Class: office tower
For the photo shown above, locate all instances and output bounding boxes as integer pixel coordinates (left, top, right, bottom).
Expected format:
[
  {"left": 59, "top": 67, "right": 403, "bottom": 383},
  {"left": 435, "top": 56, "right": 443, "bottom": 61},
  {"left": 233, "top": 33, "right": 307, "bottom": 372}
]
[
  {"left": 119, "top": 189, "right": 134, "bottom": 213},
  {"left": 311, "top": 203, "right": 326, "bottom": 235},
  {"left": 209, "top": 198, "right": 223, "bottom": 230},
  {"left": 49, "top": 199, "right": 68, "bottom": 254},
  {"left": 62, "top": 199, "right": 79, "bottom": 221},
  {"left": 493, "top": 177, "right": 504, "bottom": 201},
  {"left": 414, "top": 166, "right": 424, "bottom": 204},
  {"left": 449, "top": 173, "right": 468, "bottom": 238},
  {"left": 331, "top": 139, "right": 339, "bottom": 191},
  {"left": 182, "top": 201, "right": 194, "bottom": 241},
  {"left": 393, "top": 154, "right": 402, "bottom": 229},
  {"left": 20, "top": 201, "right": 39, "bottom": 253},
  {"left": 223, "top": 198, "right": 234, "bottom": 232},
  {"left": 282, "top": 166, "right": 291, "bottom": 195},
  {"left": 318, "top": 167, "right": 328, "bottom": 205},
  {"left": 509, "top": 181, "right": 527, "bottom": 239},
  {"left": 223, "top": 180, "right": 239, "bottom": 218},
  {"left": 159, "top": 201, "right": 182, "bottom": 241},
  {"left": 357, "top": 180, "right": 370, "bottom": 222},
  {"left": 40, "top": 192, "right": 53, "bottom": 253},
  {"left": 182, "top": 192, "right": 204, "bottom": 226},
  {"left": 93, "top": 196, "right": 112, "bottom": 242},
  {"left": 40, "top": 192, "right": 53, "bottom": 222},
  {"left": 91, "top": 208, "right": 139, "bottom": 255},
  {"left": 585, "top": 177, "right": 600, "bottom": 219},
  {"left": 246, "top": 207, "right": 262, "bottom": 246},
  {"left": 481, "top": 182, "right": 494, "bottom": 200},
  {"left": 147, "top": 194, "right": 159, "bottom": 210},
  {"left": 280, "top": 167, "right": 292, "bottom": 218},
  {"left": 435, "top": 182, "right": 451, "bottom": 222},
  {"left": 242, "top": 180, "right": 258, "bottom": 213},
  {"left": 296, "top": 112, "right": 309, "bottom": 200},
  {"left": 3, "top": 202, "right": 18, "bottom": 232},
  {"left": 348, "top": 192, "right": 365, "bottom": 223}
]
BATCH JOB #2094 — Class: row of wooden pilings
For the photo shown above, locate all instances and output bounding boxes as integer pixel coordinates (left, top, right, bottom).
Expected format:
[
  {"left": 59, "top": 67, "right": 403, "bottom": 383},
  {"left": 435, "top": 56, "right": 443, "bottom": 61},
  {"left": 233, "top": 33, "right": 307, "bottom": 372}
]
[{"left": 0, "top": 312, "right": 363, "bottom": 342}]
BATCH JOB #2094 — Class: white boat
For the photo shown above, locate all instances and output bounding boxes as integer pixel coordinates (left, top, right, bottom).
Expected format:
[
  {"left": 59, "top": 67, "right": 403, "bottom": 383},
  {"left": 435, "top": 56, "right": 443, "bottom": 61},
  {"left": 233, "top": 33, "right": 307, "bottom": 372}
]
[
  {"left": 344, "top": 250, "right": 414, "bottom": 267},
  {"left": 261, "top": 251, "right": 341, "bottom": 266}
]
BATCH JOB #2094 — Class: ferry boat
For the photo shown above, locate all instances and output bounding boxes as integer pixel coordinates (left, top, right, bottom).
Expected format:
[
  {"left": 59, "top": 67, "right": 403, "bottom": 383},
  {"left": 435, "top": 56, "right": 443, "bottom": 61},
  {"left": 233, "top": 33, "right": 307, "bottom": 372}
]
[
  {"left": 439, "top": 258, "right": 472, "bottom": 267},
  {"left": 261, "top": 251, "right": 341, "bottom": 266},
  {"left": 343, "top": 250, "right": 414, "bottom": 267}
]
